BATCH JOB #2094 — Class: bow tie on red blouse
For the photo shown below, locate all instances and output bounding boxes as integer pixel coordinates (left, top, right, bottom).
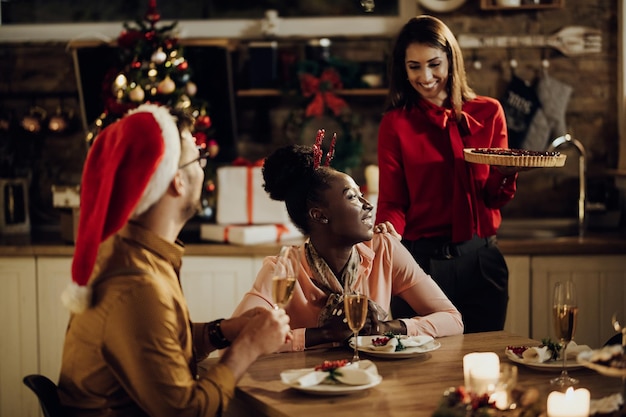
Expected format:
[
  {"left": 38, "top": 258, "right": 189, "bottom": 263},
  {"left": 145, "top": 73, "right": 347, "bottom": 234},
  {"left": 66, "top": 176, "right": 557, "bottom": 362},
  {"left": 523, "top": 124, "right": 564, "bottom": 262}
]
[
  {"left": 421, "top": 102, "right": 483, "bottom": 135},
  {"left": 419, "top": 100, "right": 484, "bottom": 242}
]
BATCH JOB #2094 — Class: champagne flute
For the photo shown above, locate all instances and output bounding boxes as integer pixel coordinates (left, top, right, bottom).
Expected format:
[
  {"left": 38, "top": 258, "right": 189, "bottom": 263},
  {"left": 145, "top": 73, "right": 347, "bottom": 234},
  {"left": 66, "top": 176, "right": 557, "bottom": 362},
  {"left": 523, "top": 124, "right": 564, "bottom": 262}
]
[
  {"left": 344, "top": 275, "right": 368, "bottom": 363},
  {"left": 550, "top": 280, "right": 579, "bottom": 386},
  {"left": 271, "top": 246, "right": 297, "bottom": 309}
]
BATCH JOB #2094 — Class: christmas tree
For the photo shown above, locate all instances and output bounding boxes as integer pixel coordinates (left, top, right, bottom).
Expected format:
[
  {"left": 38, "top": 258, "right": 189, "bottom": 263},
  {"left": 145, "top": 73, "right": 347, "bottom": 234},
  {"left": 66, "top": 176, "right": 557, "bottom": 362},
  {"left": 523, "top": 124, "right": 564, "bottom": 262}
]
[
  {"left": 88, "top": 0, "right": 218, "bottom": 158},
  {"left": 87, "top": 0, "right": 219, "bottom": 219}
]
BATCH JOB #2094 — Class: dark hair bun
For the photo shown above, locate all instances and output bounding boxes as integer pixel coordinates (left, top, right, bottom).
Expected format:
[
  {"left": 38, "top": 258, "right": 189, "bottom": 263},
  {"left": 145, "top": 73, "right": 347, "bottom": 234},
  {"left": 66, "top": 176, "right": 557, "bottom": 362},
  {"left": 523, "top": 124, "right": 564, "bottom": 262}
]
[{"left": 262, "top": 144, "right": 314, "bottom": 201}]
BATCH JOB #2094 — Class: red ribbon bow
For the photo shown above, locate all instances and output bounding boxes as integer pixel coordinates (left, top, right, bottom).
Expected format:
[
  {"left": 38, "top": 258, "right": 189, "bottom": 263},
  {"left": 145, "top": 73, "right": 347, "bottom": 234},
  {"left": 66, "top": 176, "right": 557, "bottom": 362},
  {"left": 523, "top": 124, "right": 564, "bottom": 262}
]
[
  {"left": 231, "top": 157, "right": 264, "bottom": 224},
  {"left": 299, "top": 68, "right": 348, "bottom": 118}
]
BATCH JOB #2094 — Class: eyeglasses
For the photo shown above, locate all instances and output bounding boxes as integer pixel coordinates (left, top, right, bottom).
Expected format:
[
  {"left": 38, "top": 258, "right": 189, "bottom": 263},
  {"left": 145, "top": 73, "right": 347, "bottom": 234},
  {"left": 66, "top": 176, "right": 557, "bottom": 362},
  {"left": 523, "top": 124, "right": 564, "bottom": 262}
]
[{"left": 179, "top": 148, "right": 210, "bottom": 170}]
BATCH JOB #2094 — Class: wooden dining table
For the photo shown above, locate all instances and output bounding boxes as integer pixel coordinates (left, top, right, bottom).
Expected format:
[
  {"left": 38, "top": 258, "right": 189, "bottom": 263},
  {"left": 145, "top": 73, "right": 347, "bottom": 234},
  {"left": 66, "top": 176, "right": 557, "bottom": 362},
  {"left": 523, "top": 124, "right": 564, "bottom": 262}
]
[{"left": 204, "top": 331, "right": 623, "bottom": 417}]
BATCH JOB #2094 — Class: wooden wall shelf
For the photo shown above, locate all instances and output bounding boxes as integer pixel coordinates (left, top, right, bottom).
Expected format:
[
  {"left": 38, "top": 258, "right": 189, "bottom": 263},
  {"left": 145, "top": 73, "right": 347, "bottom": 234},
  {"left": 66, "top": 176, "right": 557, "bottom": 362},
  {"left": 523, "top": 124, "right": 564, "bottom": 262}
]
[
  {"left": 236, "top": 88, "right": 388, "bottom": 97},
  {"left": 480, "top": 0, "right": 563, "bottom": 10}
]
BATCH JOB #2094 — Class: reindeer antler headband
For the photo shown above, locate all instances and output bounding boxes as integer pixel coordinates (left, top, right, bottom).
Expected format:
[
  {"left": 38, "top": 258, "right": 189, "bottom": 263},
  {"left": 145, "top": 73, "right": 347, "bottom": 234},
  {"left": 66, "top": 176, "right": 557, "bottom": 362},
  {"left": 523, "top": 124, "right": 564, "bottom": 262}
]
[{"left": 312, "top": 129, "right": 337, "bottom": 169}]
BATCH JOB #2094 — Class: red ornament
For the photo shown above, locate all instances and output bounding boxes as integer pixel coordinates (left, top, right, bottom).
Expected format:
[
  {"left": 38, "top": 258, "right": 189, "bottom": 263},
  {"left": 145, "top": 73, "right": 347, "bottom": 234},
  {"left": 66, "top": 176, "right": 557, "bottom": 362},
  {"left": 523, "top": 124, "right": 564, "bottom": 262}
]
[
  {"left": 118, "top": 30, "right": 142, "bottom": 48},
  {"left": 195, "top": 115, "right": 212, "bottom": 129},
  {"left": 193, "top": 131, "right": 208, "bottom": 147},
  {"left": 177, "top": 61, "right": 189, "bottom": 71},
  {"left": 131, "top": 60, "right": 141, "bottom": 69},
  {"left": 208, "top": 140, "right": 219, "bottom": 157},
  {"left": 145, "top": 31, "right": 156, "bottom": 41}
]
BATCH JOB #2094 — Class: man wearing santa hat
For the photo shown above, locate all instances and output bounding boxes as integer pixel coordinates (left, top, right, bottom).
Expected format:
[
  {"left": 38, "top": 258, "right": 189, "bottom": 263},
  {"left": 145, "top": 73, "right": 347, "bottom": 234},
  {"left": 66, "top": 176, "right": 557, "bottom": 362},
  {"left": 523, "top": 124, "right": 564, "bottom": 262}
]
[{"left": 57, "top": 103, "right": 291, "bottom": 417}]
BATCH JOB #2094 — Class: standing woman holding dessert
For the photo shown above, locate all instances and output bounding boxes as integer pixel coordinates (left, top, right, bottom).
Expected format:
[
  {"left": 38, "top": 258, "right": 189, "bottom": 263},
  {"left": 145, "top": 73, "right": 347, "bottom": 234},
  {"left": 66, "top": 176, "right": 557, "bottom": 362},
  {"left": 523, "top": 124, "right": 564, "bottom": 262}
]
[{"left": 376, "top": 15, "right": 519, "bottom": 333}]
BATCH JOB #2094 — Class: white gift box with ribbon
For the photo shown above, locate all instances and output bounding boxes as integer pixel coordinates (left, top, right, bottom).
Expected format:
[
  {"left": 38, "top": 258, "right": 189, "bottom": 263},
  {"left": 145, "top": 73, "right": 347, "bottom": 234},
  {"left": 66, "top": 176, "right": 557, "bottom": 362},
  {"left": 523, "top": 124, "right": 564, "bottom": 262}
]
[
  {"left": 200, "top": 222, "right": 302, "bottom": 245},
  {"left": 216, "top": 162, "right": 290, "bottom": 225}
]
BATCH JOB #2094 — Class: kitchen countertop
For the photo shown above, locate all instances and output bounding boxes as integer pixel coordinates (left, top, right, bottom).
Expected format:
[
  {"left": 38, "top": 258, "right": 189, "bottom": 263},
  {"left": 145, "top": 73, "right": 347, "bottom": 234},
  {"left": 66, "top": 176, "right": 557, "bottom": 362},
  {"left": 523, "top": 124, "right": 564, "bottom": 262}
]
[{"left": 1, "top": 228, "right": 625, "bottom": 257}]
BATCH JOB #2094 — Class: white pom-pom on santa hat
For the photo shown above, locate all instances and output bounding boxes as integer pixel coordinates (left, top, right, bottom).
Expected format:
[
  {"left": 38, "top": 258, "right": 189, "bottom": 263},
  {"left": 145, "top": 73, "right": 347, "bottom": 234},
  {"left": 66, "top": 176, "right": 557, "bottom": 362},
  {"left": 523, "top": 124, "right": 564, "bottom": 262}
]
[{"left": 62, "top": 104, "right": 181, "bottom": 314}]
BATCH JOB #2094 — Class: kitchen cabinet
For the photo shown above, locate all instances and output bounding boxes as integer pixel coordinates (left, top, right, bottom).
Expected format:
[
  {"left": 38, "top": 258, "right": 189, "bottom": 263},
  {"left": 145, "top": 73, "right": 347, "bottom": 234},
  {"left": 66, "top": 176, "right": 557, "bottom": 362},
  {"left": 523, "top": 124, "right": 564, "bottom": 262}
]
[
  {"left": 530, "top": 255, "right": 626, "bottom": 348},
  {"left": 36, "top": 257, "right": 72, "bottom": 381},
  {"left": 479, "top": 0, "right": 564, "bottom": 10},
  {"left": 180, "top": 256, "right": 261, "bottom": 323},
  {"left": 503, "top": 256, "right": 531, "bottom": 337},
  {"left": 0, "top": 257, "right": 39, "bottom": 417}
]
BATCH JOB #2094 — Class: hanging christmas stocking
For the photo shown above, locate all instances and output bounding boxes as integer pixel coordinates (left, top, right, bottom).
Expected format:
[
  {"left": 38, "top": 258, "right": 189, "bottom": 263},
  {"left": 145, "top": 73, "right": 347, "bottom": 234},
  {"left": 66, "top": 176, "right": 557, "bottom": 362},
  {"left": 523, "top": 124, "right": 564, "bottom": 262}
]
[
  {"left": 500, "top": 75, "right": 541, "bottom": 149},
  {"left": 521, "top": 72, "right": 573, "bottom": 150}
]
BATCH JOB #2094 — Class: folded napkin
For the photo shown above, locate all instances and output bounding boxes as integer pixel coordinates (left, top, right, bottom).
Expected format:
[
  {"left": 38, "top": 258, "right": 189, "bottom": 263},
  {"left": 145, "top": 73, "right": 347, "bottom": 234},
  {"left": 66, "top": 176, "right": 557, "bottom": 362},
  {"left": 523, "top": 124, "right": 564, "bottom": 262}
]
[
  {"left": 365, "top": 335, "right": 434, "bottom": 353},
  {"left": 281, "top": 360, "right": 380, "bottom": 387},
  {"left": 518, "top": 341, "right": 592, "bottom": 363},
  {"left": 563, "top": 341, "right": 592, "bottom": 360},
  {"left": 521, "top": 346, "right": 552, "bottom": 363}
]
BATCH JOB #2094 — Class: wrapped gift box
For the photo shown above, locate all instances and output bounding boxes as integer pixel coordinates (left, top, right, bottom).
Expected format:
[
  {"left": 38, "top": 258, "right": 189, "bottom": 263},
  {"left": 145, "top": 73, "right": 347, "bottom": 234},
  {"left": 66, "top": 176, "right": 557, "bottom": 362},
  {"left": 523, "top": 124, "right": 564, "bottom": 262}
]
[
  {"left": 200, "top": 223, "right": 302, "bottom": 245},
  {"left": 216, "top": 164, "right": 290, "bottom": 225}
]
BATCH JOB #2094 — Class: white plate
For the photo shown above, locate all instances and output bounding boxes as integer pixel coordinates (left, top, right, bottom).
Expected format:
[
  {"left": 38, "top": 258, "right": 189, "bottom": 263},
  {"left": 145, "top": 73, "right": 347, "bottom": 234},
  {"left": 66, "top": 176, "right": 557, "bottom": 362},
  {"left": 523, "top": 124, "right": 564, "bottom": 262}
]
[
  {"left": 505, "top": 348, "right": 584, "bottom": 371},
  {"left": 350, "top": 336, "right": 441, "bottom": 359},
  {"left": 577, "top": 350, "right": 626, "bottom": 378},
  {"left": 280, "top": 371, "right": 382, "bottom": 396}
]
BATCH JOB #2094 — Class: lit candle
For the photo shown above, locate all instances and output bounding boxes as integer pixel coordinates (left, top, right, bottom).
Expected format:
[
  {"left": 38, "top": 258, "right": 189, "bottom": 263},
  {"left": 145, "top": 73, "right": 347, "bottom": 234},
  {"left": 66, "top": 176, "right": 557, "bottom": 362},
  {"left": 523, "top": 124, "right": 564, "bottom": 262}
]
[
  {"left": 463, "top": 352, "right": 500, "bottom": 394},
  {"left": 547, "top": 387, "right": 590, "bottom": 417}
]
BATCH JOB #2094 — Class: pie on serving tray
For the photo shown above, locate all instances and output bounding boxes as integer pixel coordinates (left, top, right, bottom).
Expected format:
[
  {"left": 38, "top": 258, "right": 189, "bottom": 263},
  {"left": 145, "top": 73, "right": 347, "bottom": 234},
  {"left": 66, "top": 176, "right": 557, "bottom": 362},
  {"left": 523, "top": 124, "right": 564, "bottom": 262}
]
[{"left": 463, "top": 148, "right": 567, "bottom": 168}]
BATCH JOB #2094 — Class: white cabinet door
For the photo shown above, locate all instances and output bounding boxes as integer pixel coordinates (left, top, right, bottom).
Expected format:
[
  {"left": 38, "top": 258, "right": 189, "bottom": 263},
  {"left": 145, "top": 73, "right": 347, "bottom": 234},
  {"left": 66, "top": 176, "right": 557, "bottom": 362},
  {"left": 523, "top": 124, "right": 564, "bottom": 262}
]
[
  {"left": 180, "top": 256, "right": 256, "bottom": 323},
  {"left": 36, "top": 257, "right": 72, "bottom": 382},
  {"left": 531, "top": 255, "right": 626, "bottom": 348},
  {"left": 0, "top": 257, "right": 39, "bottom": 417},
  {"left": 504, "top": 256, "right": 531, "bottom": 337}
]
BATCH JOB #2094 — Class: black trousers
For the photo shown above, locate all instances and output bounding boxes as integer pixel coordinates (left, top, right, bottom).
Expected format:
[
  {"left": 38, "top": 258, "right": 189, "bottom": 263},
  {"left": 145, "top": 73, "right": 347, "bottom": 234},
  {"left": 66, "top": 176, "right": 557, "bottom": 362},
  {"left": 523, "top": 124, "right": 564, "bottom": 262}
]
[{"left": 393, "top": 235, "right": 509, "bottom": 334}]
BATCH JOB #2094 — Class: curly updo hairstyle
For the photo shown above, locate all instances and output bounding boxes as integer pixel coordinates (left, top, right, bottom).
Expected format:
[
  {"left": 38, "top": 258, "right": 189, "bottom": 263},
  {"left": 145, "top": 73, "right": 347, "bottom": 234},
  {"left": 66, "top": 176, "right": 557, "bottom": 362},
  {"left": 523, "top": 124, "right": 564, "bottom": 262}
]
[{"left": 262, "top": 144, "right": 335, "bottom": 235}]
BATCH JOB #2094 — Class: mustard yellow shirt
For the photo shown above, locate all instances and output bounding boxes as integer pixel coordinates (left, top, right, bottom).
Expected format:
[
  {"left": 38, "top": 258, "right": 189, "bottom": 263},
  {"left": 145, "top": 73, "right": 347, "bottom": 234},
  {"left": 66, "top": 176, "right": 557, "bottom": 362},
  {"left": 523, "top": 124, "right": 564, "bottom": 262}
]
[{"left": 58, "top": 222, "right": 235, "bottom": 417}]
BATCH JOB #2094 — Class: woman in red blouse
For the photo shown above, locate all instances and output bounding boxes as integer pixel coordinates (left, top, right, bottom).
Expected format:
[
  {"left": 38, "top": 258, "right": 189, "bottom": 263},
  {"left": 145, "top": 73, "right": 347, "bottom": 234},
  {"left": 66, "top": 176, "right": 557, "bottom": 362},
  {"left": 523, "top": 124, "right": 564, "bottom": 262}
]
[{"left": 376, "top": 15, "right": 518, "bottom": 333}]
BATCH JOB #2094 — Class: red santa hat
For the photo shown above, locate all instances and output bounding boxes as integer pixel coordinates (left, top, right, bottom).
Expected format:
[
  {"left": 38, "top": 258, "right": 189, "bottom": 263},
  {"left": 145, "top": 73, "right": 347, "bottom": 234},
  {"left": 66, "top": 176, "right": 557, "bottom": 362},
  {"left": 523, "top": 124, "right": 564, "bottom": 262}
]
[{"left": 61, "top": 103, "right": 181, "bottom": 313}]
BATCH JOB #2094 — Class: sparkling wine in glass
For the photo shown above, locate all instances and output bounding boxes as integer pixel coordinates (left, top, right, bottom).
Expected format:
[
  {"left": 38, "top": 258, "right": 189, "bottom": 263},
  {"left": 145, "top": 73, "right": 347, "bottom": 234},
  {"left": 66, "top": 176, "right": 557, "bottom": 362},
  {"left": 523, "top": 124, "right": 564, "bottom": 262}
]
[
  {"left": 271, "top": 246, "right": 297, "bottom": 309},
  {"left": 344, "top": 276, "right": 368, "bottom": 362},
  {"left": 550, "top": 280, "right": 579, "bottom": 386}
]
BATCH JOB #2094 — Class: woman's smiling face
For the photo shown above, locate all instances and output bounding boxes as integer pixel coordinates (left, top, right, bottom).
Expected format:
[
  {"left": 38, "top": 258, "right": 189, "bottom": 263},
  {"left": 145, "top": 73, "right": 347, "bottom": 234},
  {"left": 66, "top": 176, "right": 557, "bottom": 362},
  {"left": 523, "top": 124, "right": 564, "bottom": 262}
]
[
  {"left": 320, "top": 171, "right": 374, "bottom": 245},
  {"left": 405, "top": 42, "right": 449, "bottom": 107}
]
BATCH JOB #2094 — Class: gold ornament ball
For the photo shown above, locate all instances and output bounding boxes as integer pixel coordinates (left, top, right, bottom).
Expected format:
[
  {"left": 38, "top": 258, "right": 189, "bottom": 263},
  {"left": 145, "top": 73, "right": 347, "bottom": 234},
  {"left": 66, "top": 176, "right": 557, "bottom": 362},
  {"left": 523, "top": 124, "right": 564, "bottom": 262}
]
[
  {"left": 151, "top": 49, "right": 167, "bottom": 64},
  {"left": 185, "top": 81, "right": 197, "bottom": 97},
  {"left": 129, "top": 86, "right": 145, "bottom": 102},
  {"left": 157, "top": 76, "right": 176, "bottom": 95}
]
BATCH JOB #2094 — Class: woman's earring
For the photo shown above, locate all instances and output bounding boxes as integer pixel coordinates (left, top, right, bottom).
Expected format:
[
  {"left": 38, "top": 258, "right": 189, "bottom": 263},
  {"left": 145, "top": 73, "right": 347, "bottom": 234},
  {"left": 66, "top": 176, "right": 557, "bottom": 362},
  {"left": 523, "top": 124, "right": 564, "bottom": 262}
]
[{"left": 320, "top": 218, "right": 328, "bottom": 224}]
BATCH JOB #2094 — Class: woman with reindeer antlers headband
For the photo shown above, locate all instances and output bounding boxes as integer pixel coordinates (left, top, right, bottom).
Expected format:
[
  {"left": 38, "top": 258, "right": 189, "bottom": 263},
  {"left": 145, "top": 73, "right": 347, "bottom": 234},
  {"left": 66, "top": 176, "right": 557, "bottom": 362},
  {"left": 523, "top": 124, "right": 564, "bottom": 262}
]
[{"left": 230, "top": 130, "right": 463, "bottom": 352}]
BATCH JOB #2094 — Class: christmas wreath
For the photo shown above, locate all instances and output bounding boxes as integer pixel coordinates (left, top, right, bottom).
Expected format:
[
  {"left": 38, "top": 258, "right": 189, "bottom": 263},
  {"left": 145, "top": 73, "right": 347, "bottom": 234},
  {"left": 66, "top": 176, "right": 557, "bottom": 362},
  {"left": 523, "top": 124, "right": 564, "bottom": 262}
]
[{"left": 284, "top": 60, "right": 363, "bottom": 173}]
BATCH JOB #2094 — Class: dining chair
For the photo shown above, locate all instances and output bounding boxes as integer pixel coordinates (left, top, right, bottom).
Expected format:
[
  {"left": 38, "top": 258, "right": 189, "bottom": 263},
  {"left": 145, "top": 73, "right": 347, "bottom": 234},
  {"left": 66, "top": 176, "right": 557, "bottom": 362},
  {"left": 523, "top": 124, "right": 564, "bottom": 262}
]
[{"left": 22, "top": 374, "right": 64, "bottom": 417}]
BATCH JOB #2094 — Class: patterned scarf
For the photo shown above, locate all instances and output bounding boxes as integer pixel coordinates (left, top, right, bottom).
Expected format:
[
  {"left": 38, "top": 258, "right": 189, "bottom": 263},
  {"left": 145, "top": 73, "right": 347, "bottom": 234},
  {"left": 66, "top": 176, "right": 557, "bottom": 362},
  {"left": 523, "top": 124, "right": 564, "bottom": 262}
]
[{"left": 304, "top": 240, "right": 387, "bottom": 327}]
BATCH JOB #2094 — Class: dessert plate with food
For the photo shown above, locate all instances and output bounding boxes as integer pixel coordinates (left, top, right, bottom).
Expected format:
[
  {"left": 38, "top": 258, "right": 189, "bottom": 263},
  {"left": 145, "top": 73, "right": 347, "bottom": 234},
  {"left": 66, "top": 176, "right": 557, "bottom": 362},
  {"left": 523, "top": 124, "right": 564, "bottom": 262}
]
[
  {"left": 463, "top": 148, "right": 567, "bottom": 167},
  {"left": 280, "top": 359, "right": 382, "bottom": 395},
  {"left": 505, "top": 340, "right": 591, "bottom": 371},
  {"left": 577, "top": 344, "right": 626, "bottom": 377},
  {"left": 350, "top": 334, "right": 441, "bottom": 359}
]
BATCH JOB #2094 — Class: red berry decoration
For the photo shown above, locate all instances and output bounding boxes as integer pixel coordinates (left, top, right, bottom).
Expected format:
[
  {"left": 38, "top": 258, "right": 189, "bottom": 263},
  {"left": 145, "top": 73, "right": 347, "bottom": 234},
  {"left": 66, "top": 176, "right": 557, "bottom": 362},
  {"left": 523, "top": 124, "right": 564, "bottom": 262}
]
[
  {"left": 177, "top": 61, "right": 189, "bottom": 71},
  {"left": 314, "top": 359, "right": 349, "bottom": 372},
  {"left": 131, "top": 60, "right": 141, "bottom": 69},
  {"left": 196, "top": 115, "right": 212, "bottom": 129}
]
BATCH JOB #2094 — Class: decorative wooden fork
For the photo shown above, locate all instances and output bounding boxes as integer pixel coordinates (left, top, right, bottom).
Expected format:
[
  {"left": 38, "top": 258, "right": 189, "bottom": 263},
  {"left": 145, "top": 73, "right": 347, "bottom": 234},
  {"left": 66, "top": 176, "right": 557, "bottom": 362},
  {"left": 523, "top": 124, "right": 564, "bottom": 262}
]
[{"left": 458, "top": 26, "right": 602, "bottom": 57}]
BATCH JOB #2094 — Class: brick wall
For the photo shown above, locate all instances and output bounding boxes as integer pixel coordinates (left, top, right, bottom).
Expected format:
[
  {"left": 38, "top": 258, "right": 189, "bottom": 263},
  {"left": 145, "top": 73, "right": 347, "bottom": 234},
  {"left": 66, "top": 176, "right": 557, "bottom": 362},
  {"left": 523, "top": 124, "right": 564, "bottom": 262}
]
[{"left": 0, "top": 0, "right": 620, "bottom": 229}]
